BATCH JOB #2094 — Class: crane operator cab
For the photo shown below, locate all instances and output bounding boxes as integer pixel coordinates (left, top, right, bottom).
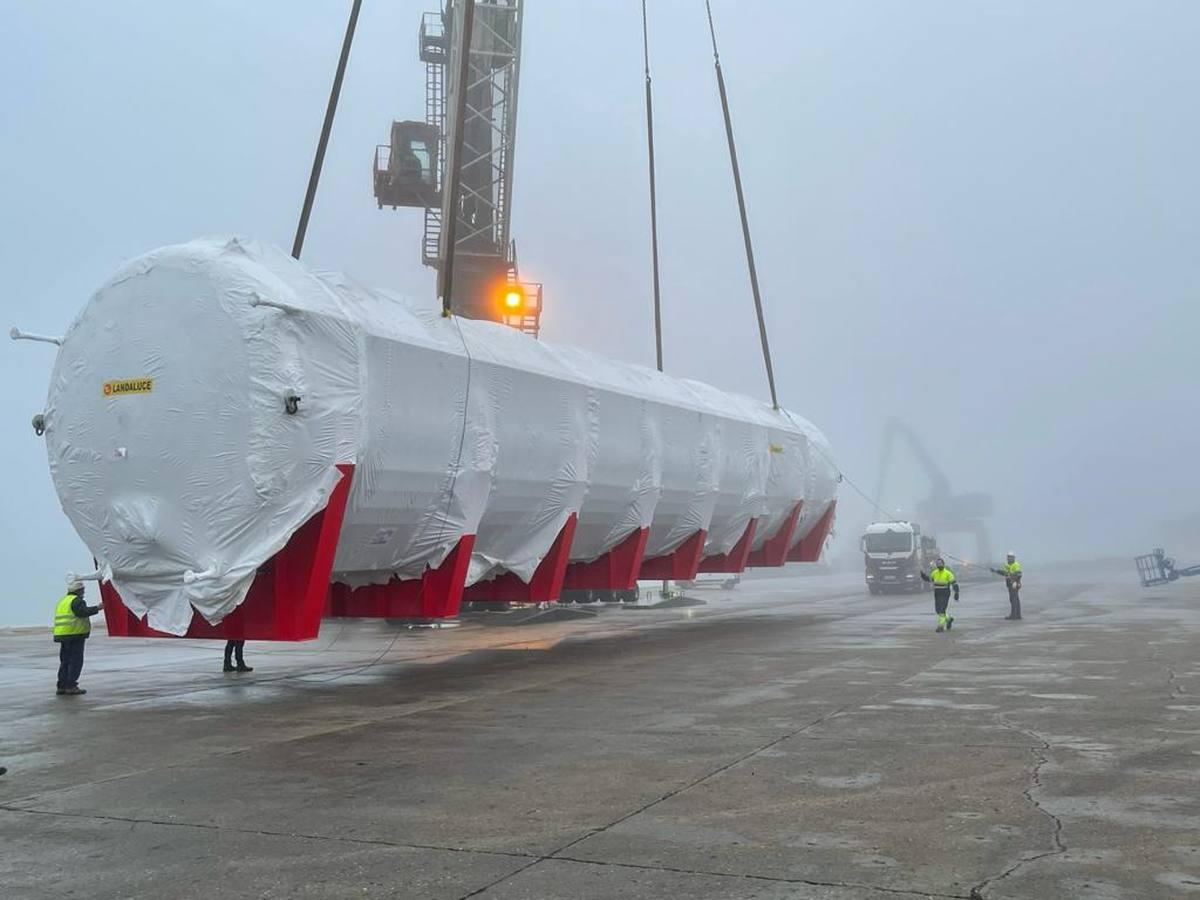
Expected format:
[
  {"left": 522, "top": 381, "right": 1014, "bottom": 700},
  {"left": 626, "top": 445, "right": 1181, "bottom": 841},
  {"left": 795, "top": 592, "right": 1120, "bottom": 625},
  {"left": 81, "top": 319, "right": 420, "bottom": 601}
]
[{"left": 374, "top": 120, "right": 440, "bottom": 209}]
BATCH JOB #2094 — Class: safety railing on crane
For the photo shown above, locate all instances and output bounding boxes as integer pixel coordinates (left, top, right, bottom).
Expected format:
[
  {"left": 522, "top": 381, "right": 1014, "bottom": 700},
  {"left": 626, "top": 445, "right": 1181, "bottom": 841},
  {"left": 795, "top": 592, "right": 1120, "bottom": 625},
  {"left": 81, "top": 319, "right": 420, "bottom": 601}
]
[{"left": 418, "top": 12, "right": 448, "bottom": 64}]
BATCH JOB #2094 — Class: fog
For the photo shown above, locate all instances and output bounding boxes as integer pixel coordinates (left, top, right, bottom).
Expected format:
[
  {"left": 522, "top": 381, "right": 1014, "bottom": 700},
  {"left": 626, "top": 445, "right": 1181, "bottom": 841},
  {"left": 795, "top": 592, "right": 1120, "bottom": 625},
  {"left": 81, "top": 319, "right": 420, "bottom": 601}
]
[{"left": 2, "top": 1, "right": 1197, "bottom": 625}]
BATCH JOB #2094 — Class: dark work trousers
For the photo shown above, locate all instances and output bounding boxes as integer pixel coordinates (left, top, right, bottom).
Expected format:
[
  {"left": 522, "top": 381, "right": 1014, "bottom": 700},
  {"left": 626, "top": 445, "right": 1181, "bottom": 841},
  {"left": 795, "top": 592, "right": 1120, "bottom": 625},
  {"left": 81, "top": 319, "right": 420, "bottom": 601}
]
[
  {"left": 933, "top": 589, "right": 952, "bottom": 617},
  {"left": 224, "top": 640, "right": 246, "bottom": 666},
  {"left": 57, "top": 637, "right": 86, "bottom": 689},
  {"left": 1007, "top": 586, "right": 1022, "bottom": 619}
]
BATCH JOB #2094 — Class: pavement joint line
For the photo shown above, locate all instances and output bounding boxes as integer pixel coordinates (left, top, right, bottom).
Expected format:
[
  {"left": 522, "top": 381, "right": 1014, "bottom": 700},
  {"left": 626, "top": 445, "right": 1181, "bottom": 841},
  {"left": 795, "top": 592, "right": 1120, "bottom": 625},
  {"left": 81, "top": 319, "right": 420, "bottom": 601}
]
[
  {"left": 967, "top": 719, "right": 1068, "bottom": 899},
  {"left": 455, "top": 643, "right": 968, "bottom": 900},
  {"left": 0, "top": 803, "right": 982, "bottom": 900},
  {"left": 792, "top": 734, "right": 1040, "bottom": 750},
  {"left": 544, "top": 853, "right": 973, "bottom": 899},
  {"left": 0, "top": 803, "right": 537, "bottom": 861}
]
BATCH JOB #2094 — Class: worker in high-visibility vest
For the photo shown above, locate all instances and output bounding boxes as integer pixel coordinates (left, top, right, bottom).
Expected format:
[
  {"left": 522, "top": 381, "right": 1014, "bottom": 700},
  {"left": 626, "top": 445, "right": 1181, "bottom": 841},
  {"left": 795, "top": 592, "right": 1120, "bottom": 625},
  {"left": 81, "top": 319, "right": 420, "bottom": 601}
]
[
  {"left": 53, "top": 579, "right": 104, "bottom": 696},
  {"left": 991, "top": 552, "right": 1023, "bottom": 620},
  {"left": 920, "top": 557, "right": 960, "bottom": 633}
]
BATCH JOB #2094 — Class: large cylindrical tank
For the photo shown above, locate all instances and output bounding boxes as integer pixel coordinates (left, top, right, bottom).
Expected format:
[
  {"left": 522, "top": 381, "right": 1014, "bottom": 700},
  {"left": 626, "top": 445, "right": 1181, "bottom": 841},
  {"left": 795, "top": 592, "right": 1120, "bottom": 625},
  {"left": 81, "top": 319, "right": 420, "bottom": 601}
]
[{"left": 44, "top": 238, "right": 838, "bottom": 634}]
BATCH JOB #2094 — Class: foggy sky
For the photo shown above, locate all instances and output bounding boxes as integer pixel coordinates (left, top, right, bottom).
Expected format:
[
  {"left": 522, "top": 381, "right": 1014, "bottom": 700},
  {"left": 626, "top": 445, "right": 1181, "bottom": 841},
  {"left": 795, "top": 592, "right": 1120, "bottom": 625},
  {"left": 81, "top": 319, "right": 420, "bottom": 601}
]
[{"left": 2, "top": 1, "right": 1197, "bottom": 625}]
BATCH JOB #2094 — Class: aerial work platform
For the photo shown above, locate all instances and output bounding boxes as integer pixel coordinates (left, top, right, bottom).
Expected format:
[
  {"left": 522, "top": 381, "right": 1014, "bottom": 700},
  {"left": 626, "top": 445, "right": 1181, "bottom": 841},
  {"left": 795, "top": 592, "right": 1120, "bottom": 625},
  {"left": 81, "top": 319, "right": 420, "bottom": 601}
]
[{"left": 1135, "top": 548, "right": 1200, "bottom": 587}]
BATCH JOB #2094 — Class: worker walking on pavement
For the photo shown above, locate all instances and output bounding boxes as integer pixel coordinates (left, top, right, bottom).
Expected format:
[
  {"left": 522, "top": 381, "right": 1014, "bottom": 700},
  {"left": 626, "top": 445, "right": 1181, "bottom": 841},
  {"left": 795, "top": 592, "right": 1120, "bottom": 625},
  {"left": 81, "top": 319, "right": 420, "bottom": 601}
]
[
  {"left": 920, "top": 558, "right": 960, "bottom": 633},
  {"left": 991, "top": 551, "right": 1023, "bottom": 620},
  {"left": 53, "top": 579, "right": 104, "bottom": 696}
]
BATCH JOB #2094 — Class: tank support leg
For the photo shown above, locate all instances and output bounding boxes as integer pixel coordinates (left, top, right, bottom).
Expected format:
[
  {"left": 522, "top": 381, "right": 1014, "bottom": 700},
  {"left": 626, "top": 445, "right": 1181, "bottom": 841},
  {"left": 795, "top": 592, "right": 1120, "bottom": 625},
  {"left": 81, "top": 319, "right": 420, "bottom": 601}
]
[
  {"left": 698, "top": 518, "right": 758, "bottom": 573},
  {"left": 639, "top": 529, "right": 708, "bottom": 581},
  {"left": 562, "top": 527, "right": 650, "bottom": 591},
  {"left": 326, "top": 534, "right": 476, "bottom": 620},
  {"left": 788, "top": 501, "right": 837, "bottom": 563},
  {"left": 462, "top": 514, "right": 579, "bottom": 604},
  {"left": 746, "top": 502, "right": 803, "bottom": 568}
]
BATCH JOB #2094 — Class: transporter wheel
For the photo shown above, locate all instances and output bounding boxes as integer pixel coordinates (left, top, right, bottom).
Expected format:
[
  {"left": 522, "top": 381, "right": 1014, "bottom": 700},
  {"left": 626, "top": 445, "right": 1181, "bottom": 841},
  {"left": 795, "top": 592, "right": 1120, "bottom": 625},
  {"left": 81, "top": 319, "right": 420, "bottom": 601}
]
[{"left": 868, "top": 584, "right": 881, "bottom": 595}]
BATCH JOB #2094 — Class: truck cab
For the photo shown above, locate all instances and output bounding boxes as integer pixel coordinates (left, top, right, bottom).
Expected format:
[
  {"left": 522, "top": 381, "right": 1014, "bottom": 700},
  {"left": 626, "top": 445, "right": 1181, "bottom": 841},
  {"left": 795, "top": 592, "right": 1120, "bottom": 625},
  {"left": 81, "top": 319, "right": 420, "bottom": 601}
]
[{"left": 861, "top": 521, "right": 931, "bottom": 594}]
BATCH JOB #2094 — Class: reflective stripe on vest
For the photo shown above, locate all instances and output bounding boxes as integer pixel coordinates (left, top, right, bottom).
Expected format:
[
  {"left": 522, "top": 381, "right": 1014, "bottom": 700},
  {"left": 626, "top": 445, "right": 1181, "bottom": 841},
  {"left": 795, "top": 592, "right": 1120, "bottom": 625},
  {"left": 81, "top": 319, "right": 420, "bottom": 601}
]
[
  {"left": 931, "top": 567, "right": 956, "bottom": 587},
  {"left": 53, "top": 594, "right": 90, "bottom": 638}
]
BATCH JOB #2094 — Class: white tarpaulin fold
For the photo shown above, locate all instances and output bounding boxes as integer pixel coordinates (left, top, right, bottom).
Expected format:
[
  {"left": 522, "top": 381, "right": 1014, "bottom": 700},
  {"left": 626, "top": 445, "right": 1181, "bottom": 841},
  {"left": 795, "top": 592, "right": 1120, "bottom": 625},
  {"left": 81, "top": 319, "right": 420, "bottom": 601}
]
[{"left": 45, "top": 238, "right": 838, "bottom": 634}]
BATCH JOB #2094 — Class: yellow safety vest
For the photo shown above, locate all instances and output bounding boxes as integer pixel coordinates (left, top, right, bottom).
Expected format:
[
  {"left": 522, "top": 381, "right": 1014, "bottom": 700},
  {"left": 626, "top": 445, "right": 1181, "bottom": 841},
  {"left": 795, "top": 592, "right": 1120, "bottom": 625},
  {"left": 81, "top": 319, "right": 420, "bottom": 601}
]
[
  {"left": 1004, "top": 561, "right": 1022, "bottom": 576},
  {"left": 930, "top": 567, "right": 956, "bottom": 588},
  {"left": 53, "top": 594, "right": 90, "bottom": 638}
]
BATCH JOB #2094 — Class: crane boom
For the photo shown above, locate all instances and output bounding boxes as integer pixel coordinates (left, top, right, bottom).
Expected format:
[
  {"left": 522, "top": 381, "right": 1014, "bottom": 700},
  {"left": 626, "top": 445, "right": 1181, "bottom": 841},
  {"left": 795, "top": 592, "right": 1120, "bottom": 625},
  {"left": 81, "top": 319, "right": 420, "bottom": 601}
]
[
  {"left": 374, "top": 0, "right": 541, "bottom": 334},
  {"left": 875, "top": 417, "right": 995, "bottom": 566}
]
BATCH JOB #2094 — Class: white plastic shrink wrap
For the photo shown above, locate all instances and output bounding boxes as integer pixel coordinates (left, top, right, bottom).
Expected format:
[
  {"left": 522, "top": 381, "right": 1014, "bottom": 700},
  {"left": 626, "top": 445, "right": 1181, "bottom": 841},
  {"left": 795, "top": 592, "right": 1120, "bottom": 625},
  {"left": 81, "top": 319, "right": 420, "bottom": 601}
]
[{"left": 44, "top": 238, "right": 838, "bottom": 635}]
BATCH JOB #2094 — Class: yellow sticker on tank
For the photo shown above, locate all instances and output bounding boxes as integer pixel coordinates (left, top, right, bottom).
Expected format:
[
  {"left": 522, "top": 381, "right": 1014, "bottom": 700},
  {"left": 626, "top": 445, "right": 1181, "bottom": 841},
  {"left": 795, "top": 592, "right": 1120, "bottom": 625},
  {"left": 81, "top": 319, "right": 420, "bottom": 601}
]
[{"left": 102, "top": 378, "right": 154, "bottom": 397}]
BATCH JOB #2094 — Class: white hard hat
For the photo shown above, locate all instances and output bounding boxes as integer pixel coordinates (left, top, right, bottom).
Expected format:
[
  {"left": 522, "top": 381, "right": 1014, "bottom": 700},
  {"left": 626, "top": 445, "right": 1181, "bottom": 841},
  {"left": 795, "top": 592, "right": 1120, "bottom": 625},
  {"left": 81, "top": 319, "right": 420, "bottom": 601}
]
[
  {"left": 67, "top": 579, "right": 84, "bottom": 592},
  {"left": 1006, "top": 550, "right": 1016, "bottom": 557}
]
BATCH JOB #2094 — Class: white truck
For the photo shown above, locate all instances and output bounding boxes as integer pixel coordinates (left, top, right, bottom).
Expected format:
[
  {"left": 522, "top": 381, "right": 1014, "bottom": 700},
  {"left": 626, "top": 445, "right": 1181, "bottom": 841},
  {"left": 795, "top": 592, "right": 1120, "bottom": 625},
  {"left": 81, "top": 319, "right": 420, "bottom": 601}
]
[{"left": 861, "top": 521, "right": 937, "bottom": 595}]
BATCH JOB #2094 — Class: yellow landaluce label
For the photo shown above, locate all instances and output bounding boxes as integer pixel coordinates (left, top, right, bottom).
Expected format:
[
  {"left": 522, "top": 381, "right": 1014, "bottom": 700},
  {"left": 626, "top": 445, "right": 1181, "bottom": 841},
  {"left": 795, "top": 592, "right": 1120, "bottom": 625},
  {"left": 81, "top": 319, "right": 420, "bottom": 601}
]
[{"left": 102, "top": 378, "right": 154, "bottom": 397}]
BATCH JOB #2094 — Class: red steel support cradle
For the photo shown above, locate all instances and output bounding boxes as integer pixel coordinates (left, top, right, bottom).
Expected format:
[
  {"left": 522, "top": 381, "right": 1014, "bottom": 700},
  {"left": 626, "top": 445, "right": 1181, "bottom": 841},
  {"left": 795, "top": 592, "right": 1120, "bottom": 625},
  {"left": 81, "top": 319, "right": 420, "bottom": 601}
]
[
  {"left": 638, "top": 529, "right": 708, "bottom": 581},
  {"left": 326, "top": 534, "right": 475, "bottom": 619},
  {"left": 787, "top": 500, "right": 837, "bottom": 563},
  {"left": 101, "top": 464, "right": 357, "bottom": 641},
  {"left": 461, "top": 514, "right": 579, "bottom": 603},
  {"left": 97, "top": 486, "right": 832, "bottom": 637},
  {"left": 697, "top": 518, "right": 758, "bottom": 574},
  {"left": 745, "top": 501, "right": 803, "bottom": 568},
  {"left": 561, "top": 526, "right": 649, "bottom": 591}
]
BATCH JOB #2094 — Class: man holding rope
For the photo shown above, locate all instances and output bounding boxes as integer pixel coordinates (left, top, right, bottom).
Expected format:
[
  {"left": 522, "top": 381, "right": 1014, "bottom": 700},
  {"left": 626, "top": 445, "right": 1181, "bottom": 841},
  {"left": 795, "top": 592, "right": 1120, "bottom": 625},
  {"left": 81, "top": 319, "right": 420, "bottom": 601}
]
[{"left": 991, "top": 551, "right": 1023, "bottom": 620}]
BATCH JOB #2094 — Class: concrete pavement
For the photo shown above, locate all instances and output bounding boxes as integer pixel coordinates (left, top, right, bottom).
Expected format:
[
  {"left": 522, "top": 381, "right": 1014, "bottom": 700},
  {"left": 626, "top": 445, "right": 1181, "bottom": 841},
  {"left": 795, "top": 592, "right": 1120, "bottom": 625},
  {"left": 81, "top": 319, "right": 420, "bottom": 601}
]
[{"left": 1, "top": 569, "right": 1197, "bottom": 898}]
